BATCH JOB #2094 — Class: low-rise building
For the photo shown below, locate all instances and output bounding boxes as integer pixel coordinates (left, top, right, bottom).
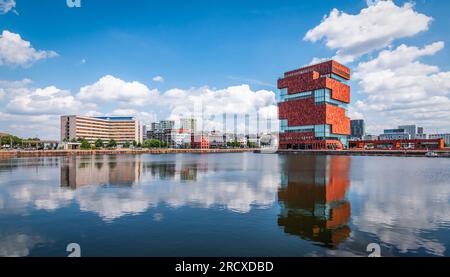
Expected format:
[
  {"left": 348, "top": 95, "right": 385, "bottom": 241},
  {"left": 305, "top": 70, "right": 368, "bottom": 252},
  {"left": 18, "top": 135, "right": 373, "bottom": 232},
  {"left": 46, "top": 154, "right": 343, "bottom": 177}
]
[
  {"left": 191, "top": 133, "right": 209, "bottom": 149},
  {"left": 429, "top": 134, "right": 450, "bottom": 146},
  {"left": 380, "top": 129, "right": 410, "bottom": 140}
]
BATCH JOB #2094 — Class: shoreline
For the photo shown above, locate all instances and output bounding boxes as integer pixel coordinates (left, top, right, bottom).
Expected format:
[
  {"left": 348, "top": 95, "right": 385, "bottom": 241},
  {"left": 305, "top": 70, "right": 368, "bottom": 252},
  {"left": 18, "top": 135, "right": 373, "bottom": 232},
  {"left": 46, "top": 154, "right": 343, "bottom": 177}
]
[
  {"left": 1, "top": 148, "right": 450, "bottom": 158},
  {"left": 0, "top": 148, "right": 257, "bottom": 159},
  {"left": 275, "top": 149, "right": 450, "bottom": 158}
]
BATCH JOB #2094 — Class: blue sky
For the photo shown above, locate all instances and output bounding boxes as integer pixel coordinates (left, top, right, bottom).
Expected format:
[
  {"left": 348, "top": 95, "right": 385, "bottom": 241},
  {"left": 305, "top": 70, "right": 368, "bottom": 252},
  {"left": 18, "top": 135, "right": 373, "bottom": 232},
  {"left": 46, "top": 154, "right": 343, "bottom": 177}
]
[{"left": 1, "top": 0, "right": 450, "bottom": 139}]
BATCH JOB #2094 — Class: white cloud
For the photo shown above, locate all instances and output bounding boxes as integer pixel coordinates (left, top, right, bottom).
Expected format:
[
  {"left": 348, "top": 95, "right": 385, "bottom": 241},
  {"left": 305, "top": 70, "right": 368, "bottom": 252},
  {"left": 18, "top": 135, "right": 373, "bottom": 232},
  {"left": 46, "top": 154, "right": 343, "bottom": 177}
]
[
  {"left": 109, "top": 108, "right": 157, "bottom": 124},
  {"left": 0, "top": 0, "right": 15, "bottom": 15},
  {"left": 152, "top": 75, "right": 164, "bottom": 83},
  {"left": 77, "top": 75, "right": 159, "bottom": 106},
  {"left": 304, "top": 1, "right": 432, "bottom": 63},
  {"left": 6, "top": 86, "right": 86, "bottom": 115},
  {"left": 352, "top": 42, "right": 450, "bottom": 133},
  {"left": 0, "top": 30, "right": 58, "bottom": 67},
  {"left": 1, "top": 75, "right": 277, "bottom": 138},
  {"left": 165, "top": 84, "right": 278, "bottom": 132}
]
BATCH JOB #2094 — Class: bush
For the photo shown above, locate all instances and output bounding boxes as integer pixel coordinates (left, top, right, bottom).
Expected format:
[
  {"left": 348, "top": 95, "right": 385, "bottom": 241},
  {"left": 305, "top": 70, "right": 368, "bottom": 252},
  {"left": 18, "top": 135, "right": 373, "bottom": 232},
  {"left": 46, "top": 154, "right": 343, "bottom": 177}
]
[{"left": 123, "top": 141, "right": 131, "bottom": 148}]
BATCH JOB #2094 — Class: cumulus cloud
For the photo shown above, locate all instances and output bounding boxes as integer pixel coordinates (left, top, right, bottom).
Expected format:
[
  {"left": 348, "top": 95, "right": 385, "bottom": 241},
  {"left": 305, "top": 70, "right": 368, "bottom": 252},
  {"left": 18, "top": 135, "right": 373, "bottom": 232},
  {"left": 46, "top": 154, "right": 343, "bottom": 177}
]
[
  {"left": 304, "top": 1, "right": 432, "bottom": 63},
  {"left": 109, "top": 108, "right": 157, "bottom": 124},
  {"left": 1, "top": 73, "right": 277, "bottom": 138},
  {"left": 0, "top": 30, "right": 58, "bottom": 67},
  {"left": 77, "top": 75, "right": 159, "bottom": 106},
  {"left": 152, "top": 75, "right": 164, "bottom": 83},
  {"left": 165, "top": 85, "right": 278, "bottom": 131},
  {"left": 352, "top": 42, "right": 450, "bottom": 133},
  {"left": 0, "top": 0, "right": 16, "bottom": 15},
  {"left": 6, "top": 86, "right": 86, "bottom": 115}
]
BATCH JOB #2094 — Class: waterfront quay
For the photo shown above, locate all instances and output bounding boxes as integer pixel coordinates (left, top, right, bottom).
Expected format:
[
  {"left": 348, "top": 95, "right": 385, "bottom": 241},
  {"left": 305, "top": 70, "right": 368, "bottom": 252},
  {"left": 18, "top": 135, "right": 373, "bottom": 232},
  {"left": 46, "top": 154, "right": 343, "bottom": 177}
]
[
  {"left": 275, "top": 149, "right": 450, "bottom": 157},
  {"left": 0, "top": 148, "right": 257, "bottom": 158}
]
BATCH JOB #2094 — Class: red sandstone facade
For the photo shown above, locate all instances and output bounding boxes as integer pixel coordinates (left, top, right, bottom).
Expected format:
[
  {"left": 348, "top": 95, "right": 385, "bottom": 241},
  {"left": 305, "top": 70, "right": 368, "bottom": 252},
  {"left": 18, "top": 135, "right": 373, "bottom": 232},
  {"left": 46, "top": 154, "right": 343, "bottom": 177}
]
[{"left": 278, "top": 60, "right": 351, "bottom": 150}]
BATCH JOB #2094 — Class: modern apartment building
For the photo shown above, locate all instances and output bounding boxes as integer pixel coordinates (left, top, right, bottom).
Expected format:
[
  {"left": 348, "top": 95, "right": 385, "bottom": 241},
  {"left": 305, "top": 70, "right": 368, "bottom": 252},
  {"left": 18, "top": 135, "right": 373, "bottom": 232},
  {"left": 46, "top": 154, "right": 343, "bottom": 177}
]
[
  {"left": 350, "top": 119, "right": 365, "bottom": 139},
  {"left": 60, "top": 116, "right": 144, "bottom": 145},
  {"left": 398, "top": 125, "right": 416, "bottom": 137},
  {"left": 277, "top": 60, "right": 351, "bottom": 150}
]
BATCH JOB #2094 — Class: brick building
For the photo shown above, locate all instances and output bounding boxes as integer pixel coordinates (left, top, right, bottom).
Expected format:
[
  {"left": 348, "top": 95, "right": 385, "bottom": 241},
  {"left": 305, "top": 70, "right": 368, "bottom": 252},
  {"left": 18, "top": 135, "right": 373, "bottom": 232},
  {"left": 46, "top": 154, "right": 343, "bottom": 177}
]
[{"left": 277, "top": 60, "right": 351, "bottom": 150}]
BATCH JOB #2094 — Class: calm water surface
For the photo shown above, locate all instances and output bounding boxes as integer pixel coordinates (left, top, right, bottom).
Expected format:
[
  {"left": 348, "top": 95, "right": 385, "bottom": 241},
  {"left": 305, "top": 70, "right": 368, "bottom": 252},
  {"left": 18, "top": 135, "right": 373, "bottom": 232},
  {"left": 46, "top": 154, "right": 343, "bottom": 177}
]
[{"left": 0, "top": 153, "right": 449, "bottom": 257}]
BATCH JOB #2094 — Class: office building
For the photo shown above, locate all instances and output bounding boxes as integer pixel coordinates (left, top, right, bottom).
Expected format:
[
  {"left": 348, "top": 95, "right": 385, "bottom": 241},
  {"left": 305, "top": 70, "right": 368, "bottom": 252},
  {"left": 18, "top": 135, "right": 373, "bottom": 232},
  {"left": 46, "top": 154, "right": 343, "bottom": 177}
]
[
  {"left": 180, "top": 118, "right": 197, "bottom": 133},
  {"left": 429, "top": 134, "right": 450, "bottom": 146},
  {"left": 418, "top": 127, "right": 424, "bottom": 134},
  {"left": 414, "top": 133, "right": 428, "bottom": 140},
  {"left": 379, "top": 128, "right": 410, "bottom": 140},
  {"left": 278, "top": 60, "right": 351, "bottom": 150},
  {"left": 151, "top": 122, "right": 160, "bottom": 131},
  {"left": 159, "top": 120, "right": 175, "bottom": 130},
  {"left": 350, "top": 119, "right": 365, "bottom": 139},
  {"left": 60, "top": 116, "right": 144, "bottom": 145},
  {"left": 398, "top": 125, "right": 416, "bottom": 137}
]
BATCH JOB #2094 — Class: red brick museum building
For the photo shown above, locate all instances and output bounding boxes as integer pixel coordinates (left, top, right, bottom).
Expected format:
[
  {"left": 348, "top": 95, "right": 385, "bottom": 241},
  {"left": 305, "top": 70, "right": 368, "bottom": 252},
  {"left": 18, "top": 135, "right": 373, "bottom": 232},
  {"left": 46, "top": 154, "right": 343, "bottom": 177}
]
[{"left": 278, "top": 60, "right": 351, "bottom": 150}]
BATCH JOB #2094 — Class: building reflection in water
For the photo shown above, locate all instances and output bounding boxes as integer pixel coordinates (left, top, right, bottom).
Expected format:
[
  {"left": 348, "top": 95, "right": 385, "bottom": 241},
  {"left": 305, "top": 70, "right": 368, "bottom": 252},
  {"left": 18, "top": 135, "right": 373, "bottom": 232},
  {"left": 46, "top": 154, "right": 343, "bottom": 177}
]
[
  {"left": 60, "top": 155, "right": 207, "bottom": 188},
  {"left": 60, "top": 155, "right": 143, "bottom": 188},
  {"left": 278, "top": 155, "right": 351, "bottom": 248}
]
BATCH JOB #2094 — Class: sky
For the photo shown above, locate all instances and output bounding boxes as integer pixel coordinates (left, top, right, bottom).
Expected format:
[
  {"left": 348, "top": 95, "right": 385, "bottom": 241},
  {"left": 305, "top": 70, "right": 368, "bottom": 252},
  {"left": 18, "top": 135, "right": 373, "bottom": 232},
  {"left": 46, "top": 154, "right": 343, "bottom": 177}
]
[{"left": 0, "top": 0, "right": 450, "bottom": 139}]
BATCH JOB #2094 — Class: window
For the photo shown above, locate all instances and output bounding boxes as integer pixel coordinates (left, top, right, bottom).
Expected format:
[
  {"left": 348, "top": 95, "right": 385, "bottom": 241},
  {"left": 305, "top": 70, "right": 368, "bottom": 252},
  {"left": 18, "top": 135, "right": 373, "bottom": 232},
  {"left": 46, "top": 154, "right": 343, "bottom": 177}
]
[
  {"left": 279, "top": 89, "right": 313, "bottom": 102},
  {"left": 314, "top": 89, "right": 348, "bottom": 110},
  {"left": 314, "top": 124, "right": 331, "bottom": 138}
]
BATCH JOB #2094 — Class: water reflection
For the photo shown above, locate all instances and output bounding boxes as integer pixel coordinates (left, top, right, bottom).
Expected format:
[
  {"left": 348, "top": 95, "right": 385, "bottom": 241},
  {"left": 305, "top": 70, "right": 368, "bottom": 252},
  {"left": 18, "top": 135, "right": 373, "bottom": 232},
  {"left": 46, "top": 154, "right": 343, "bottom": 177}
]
[
  {"left": 55, "top": 154, "right": 280, "bottom": 220},
  {"left": 1, "top": 154, "right": 449, "bottom": 256},
  {"left": 60, "top": 156, "right": 142, "bottom": 188},
  {"left": 278, "top": 155, "right": 351, "bottom": 248}
]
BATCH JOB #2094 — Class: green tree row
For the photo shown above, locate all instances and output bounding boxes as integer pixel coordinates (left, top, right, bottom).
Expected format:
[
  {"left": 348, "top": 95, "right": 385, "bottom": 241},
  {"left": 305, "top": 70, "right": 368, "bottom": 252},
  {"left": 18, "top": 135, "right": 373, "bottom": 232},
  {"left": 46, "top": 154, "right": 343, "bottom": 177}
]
[{"left": 142, "top": 139, "right": 170, "bottom": 148}]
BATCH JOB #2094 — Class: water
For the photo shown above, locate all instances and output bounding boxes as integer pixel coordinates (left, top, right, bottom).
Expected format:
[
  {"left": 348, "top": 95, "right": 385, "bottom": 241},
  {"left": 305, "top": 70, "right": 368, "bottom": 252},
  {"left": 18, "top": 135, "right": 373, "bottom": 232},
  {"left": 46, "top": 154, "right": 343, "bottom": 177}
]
[{"left": 0, "top": 153, "right": 449, "bottom": 257}]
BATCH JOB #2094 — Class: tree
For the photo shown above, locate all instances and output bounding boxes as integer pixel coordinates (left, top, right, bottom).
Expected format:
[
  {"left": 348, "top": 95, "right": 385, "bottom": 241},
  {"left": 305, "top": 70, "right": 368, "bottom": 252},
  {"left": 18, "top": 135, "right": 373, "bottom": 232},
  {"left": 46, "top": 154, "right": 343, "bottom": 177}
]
[
  {"left": 80, "top": 139, "right": 91, "bottom": 150},
  {"left": 247, "top": 141, "right": 257, "bottom": 148},
  {"left": 143, "top": 139, "right": 168, "bottom": 148},
  {"left": 123, "top": 141, "right": 131, "bottom": 148},
  {"left": 107, "top": 139, "right": 117, "bottom": 148},
  {"left": 445, "top": 143, "right": 449, "bottom": 148},
  {"left": 95, "top": 139, "right": 104, "bottom": 148},
  {"left": 70, "top": 138, "right": 78, "bottom": 143},
  {"left": 0, "top": 135, "right": 22, "bottom": 147},
  {"left": 227, "top": 140, "right": 240, "bottom": 148},
  {"left": 132, "top": 140, "right": 138, "bottom": 147}
]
